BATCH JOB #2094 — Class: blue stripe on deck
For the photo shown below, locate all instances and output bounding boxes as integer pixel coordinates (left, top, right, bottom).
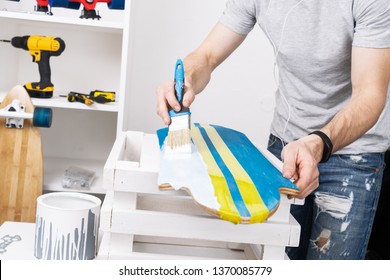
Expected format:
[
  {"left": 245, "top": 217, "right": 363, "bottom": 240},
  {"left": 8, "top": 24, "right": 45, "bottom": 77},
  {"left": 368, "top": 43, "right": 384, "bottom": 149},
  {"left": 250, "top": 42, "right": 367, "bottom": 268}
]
[
  {"left": 195, "top": 123, "right": 251, "bottom": 218},
  {"left": 210, "top": 124, "right": 298, "bottom": 211}
]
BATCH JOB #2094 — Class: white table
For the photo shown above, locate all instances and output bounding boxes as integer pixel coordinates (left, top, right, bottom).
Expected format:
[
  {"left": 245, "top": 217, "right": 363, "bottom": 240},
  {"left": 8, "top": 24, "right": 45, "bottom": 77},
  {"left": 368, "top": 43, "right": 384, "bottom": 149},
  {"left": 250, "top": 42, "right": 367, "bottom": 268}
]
[{"left": 0, "top": 222, "right": 36, "bottom": 260}]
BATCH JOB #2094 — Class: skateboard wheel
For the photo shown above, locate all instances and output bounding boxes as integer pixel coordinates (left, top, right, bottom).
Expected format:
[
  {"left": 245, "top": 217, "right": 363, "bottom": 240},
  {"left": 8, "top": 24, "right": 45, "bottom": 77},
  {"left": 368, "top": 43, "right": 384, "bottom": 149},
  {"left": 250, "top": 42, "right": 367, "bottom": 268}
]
[
  {"left": 33, "top": 107, "right": 53, "bottom": 128},
  {"left": 108, "top": 0, "right": 125, "bottom": 10},
  {"left": 49, "top": 0, "right": 81, "bottom": 9}
]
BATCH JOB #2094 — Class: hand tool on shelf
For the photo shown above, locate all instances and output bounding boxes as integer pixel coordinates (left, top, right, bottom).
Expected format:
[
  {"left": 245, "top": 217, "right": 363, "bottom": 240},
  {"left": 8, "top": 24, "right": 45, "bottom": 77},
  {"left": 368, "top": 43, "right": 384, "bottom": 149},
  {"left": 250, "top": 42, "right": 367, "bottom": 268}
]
[
  {"left": 60, "top": 90, "right": 115, "bottom": 105},
  {"left": 60, "top": 92, "right": 94, "bottom": 105},
  {"left": 0, "top": 35, "right": 65, "bottom": 98},
  {"left": 89, "top": 90, "right": 115, "bottom": 103}
]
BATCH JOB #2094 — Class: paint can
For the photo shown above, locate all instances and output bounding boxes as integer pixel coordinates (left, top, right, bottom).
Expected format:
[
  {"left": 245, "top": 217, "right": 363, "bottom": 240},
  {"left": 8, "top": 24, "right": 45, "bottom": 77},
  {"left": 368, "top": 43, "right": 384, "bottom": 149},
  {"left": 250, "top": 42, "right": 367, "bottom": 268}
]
[{"left": 34, "top": 192, "right": 101, "bottom": 260}]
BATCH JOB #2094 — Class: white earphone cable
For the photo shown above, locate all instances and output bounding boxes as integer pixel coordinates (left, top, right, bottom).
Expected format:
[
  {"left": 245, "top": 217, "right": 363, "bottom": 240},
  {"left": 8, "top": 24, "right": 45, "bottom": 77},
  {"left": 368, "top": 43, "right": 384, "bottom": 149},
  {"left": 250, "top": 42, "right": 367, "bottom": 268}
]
[{"left": 262, "top": 0, "right": 307, "bottom": 146}]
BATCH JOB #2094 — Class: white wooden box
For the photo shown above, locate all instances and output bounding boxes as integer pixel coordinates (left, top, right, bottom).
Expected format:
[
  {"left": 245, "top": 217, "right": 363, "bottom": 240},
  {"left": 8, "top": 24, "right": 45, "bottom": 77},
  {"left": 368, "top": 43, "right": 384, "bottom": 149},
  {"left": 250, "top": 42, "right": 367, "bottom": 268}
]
[{"left": 98, "top": 131, "right": 301, "bottom": 260}]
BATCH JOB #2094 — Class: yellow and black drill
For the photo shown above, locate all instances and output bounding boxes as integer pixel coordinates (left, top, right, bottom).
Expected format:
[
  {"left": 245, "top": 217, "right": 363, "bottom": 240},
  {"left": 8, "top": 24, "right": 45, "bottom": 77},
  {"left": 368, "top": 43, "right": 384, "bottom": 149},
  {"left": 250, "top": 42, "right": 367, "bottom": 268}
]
[{"left": 1, "top": 35, "right": 65, "bottom": 98}]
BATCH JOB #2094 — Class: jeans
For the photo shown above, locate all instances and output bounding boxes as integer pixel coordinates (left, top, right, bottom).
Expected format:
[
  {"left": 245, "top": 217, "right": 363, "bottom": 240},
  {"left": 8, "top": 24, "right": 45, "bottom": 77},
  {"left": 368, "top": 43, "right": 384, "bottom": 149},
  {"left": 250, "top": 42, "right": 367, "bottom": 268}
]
[{"left": 267, "top": 134, "right": 385, "bottom": 260}]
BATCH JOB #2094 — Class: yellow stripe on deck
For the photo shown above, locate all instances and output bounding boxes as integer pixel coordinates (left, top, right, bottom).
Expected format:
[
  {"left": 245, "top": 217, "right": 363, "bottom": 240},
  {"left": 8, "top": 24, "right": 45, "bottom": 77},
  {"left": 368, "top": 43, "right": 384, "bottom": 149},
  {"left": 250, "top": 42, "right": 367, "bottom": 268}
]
[
  {"left": 202, "top": 124, "right": 269, "bottom": 223},
  {"left": 191, "top": 126, "right": 242, "bottom": 223}
]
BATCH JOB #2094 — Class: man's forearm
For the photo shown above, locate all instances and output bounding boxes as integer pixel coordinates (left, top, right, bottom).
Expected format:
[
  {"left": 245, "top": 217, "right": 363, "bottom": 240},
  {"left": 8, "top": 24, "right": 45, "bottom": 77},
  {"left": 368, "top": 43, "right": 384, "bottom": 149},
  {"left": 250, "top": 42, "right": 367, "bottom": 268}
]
[
  {"left": 183, "top": 51, "right": 213, "bottom": 95},
  {"left": 322, "top": 89, "right": 386, "bottom": 153},
  {"left": 322, "top": 47, "right": 390, "bottom": 153}
]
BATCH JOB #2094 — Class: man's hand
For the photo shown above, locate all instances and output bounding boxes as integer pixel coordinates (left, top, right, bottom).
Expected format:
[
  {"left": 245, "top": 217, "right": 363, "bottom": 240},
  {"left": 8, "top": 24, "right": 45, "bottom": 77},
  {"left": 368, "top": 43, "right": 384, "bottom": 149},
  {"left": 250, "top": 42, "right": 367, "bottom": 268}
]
[
  {"left": 156, "top": 80, "right": 195, "bottom": 125},
  {"left": 281, "top": 134, "right": 324, "bottom": 199},
  {"left": 283, "top": 47, "right": 390, "bottom": 199}
]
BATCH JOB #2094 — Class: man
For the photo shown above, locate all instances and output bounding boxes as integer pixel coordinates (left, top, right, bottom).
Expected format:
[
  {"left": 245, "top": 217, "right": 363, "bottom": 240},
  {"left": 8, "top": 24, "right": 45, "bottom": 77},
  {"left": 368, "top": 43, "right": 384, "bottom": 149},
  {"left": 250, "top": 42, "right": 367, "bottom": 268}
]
[{"left": 156, "top": 0, "right": 390, "bottom": 259}]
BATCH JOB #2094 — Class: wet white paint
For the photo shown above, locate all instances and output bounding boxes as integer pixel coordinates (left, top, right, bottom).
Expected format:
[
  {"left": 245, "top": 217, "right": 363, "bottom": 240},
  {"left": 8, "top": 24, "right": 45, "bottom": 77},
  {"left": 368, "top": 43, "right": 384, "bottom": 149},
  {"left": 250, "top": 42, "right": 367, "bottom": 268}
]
[{"left": 158, "top": 142, "right": 220, "bottom": 210}]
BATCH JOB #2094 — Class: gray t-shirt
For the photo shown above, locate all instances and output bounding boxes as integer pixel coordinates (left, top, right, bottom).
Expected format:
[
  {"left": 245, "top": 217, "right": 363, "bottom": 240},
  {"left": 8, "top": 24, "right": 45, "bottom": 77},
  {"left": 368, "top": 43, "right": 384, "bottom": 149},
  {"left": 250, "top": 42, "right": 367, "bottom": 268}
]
[{"left": 220, "top": 0, "right": 390, "bottom": 154}]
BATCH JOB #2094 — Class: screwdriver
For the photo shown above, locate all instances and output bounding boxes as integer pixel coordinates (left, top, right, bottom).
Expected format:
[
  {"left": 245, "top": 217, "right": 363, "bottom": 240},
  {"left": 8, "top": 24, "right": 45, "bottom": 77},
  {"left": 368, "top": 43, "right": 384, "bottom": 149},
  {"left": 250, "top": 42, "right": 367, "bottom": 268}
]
[{"left": 60, "top": 92, "right": 94, "bottom": 105}]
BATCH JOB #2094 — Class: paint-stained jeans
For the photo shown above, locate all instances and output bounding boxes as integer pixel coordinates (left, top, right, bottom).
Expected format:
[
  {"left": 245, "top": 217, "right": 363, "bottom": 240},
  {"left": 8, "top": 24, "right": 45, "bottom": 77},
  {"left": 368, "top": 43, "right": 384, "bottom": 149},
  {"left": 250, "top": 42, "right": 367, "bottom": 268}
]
[{"left": 267, "top": 134, "right": 385, "bottom": 260}]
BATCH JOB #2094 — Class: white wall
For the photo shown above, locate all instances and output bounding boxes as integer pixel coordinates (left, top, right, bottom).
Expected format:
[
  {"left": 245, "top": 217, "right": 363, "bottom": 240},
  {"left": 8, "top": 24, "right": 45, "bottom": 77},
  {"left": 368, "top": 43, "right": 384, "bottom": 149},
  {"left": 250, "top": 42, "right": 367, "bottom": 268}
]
[
  {"left": 126, "top": 0, "right": 277, "bottom": 148},
  {"left": 0, "top": 20, "right": 18, "bottom": 90}
]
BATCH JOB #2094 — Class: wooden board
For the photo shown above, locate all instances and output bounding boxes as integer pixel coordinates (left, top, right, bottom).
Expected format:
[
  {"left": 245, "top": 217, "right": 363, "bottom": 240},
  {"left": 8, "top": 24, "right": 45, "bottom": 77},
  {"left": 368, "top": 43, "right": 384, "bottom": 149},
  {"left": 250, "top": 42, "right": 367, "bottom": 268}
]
[
  {"left": 157, "top": 123, "right": 300, "bottom": 224},
  {"left": 0, "top": 85, "right": 43, "bottom": 224}
]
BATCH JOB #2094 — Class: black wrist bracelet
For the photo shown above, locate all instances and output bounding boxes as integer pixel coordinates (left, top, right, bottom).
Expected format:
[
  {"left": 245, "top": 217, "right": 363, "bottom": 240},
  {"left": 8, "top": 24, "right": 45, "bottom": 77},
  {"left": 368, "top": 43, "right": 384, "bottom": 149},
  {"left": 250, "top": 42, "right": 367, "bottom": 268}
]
[{"left": 309, "top": 130, "right": 333, "bottom": 163}]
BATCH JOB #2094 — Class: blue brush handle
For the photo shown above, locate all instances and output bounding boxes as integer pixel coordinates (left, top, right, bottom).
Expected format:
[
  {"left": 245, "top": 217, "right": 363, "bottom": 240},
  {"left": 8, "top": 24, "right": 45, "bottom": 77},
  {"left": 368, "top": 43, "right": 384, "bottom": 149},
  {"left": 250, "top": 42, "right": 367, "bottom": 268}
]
[
  {"left": 169, "top": 59, "right": 190, "bottom": 117},
  {"left": 174, "top": 59, "right": 184, "bottom": 103}
]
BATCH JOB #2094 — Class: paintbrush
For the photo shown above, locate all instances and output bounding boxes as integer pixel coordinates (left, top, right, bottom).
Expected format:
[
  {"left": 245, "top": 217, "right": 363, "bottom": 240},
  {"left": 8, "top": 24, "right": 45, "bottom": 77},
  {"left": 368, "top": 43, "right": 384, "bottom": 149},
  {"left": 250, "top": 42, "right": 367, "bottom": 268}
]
[{"left": 165, "top": 59, "right": 192, "bottom": 154}]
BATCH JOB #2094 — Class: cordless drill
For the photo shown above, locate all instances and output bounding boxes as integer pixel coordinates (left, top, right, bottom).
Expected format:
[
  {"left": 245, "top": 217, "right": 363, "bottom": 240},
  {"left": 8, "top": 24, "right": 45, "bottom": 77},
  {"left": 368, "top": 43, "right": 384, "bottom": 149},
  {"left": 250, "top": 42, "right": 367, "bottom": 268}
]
[{"left": 1, "top": 35, "right": 65, "bottom": 98}]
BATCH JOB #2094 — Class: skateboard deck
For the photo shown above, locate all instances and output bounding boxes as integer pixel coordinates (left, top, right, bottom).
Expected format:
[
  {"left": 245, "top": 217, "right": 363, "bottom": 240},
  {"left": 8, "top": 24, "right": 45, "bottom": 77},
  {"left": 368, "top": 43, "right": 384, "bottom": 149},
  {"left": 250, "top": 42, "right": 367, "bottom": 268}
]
[
  {"left": 157, "top": 123, "right": 300, "bottom": 224},
  {"left": 0, "top": 86, "right": 44, "bottom": 224}
]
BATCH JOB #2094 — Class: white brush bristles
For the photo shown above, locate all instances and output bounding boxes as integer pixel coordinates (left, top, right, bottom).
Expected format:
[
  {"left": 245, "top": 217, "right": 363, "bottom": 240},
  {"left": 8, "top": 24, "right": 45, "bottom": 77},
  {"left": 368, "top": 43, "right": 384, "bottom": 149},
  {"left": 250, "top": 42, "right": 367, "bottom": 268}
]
[
  {"left": 166, "top": 129, "right": 192, "bottom": 154},
  {"left": 166, "top": 114, "right": 191, "bottom": 154}
]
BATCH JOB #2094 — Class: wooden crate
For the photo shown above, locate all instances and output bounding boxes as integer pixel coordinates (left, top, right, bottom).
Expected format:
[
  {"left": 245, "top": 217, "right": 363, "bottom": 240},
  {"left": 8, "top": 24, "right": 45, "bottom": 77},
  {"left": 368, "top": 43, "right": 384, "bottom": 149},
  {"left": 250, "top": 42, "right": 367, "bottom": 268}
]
[{"left": 98, "top": 131, "right": 301, "bottom": 260}]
